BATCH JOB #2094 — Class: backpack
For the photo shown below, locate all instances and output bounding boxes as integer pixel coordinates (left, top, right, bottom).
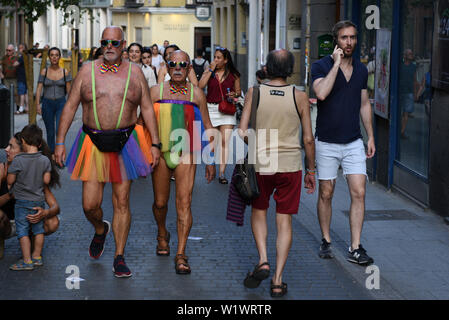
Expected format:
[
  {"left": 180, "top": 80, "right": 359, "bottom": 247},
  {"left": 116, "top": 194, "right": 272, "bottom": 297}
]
[{"left": 192, "top": 59, "right": 206, "bottom": 81}]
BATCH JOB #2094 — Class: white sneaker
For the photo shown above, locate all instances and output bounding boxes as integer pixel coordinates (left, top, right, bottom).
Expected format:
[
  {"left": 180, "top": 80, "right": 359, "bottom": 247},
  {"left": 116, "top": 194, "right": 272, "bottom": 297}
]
[{"left": 18, "top": 106, "right": 24, "bottom": 113}]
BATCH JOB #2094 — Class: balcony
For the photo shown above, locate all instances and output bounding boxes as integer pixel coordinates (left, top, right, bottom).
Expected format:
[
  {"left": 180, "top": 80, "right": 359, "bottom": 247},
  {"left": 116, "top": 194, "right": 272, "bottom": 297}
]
[
  {"left": 124, "top": 0, "right": 145, "bottom": 8},
  {"left": 80, "top": 0, "right": 111, "bottom": 8}
]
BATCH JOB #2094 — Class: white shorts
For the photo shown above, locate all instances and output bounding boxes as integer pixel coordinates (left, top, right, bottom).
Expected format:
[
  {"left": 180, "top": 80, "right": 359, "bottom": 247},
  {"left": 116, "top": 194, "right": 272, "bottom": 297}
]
[
  {"left": 315, "top": 138, "right": 367, "bottom": 180},
  {"left": 207, "top": 103, "right": 236, "bottom": 127}
]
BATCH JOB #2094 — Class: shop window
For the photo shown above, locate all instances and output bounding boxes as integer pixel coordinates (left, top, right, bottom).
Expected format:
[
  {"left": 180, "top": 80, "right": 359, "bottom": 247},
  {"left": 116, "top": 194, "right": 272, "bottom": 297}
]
[{"left": 396, "top": 0, "right": 433, "bottom": 178}]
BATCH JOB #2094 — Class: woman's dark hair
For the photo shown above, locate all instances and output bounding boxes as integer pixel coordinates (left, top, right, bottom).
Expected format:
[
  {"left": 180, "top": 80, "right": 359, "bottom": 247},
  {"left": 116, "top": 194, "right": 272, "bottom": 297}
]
[
  {"left": 265, "top": 50, "right": 294, "bottom": 79},
  {"left": 48, "top": 47, "right": 61, "bottom": 57},
  {"left": 127, "top": 42, "right": 143, "bottom": 53},
  {"left": 142, "top": 47, "right": 152, "bottom": 55},
  {"left": 17, "top": 125, "right": 60, "bottom": 188},
  {"left": 93, "top": 47, "right": 103, "bottom": 60},
  {"left": 215, "top": 47, "right": 240, "bottom": 78},
  {"left": 256, "top": 69, "right": 266, "bottom": 80},
  {"left": 88, "top": 47, "right": 97, "bottom": 60},
  {"left": 163, "top": 44, "right": 180, "bottom": 62}
]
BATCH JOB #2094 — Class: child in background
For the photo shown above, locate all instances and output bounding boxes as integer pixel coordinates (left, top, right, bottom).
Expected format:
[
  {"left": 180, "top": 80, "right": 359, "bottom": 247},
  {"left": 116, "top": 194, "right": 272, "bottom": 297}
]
[{"left": 7, "top": 125, "right": 52, "bottom": 270}]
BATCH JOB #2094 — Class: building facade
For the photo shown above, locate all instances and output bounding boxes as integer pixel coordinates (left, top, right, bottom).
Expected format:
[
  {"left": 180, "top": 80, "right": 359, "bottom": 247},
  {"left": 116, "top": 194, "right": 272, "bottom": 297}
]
[
  {"left": 213, "top": 0, "right": 448, "bottom": 218},
  {"left": 111, "top": 0, "right": 212, "bottom": 60}
]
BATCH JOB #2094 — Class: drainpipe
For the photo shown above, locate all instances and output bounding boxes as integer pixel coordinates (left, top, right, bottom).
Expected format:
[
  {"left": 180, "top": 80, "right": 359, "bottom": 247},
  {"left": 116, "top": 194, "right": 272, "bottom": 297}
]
[
  {"left": 248, "top": 0, "right": 258, "bottom": 87},
  {"left": 305, "top": 0, "right": 311, "bottom": 95}
]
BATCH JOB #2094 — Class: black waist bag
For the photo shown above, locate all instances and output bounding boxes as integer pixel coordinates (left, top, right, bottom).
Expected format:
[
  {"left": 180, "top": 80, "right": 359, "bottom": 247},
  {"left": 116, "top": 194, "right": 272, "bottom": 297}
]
[
  {"left": 233, "top": 157, "right": 260, "bottom": 204},
  {"left": 83, "top": 124, "right": 135, "bottom": 153}
]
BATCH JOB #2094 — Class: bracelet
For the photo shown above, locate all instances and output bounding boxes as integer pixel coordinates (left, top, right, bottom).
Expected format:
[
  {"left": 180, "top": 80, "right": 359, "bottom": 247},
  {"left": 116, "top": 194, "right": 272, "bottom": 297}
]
[
  {"left": 208, "top": 68, "right": 214, "bottom": 73},
  {"left": 306, "top": 168, "right": 316, "bottom": 175},
  {"left": 55, "top": 143, "right": 64, "bottom": 146}
]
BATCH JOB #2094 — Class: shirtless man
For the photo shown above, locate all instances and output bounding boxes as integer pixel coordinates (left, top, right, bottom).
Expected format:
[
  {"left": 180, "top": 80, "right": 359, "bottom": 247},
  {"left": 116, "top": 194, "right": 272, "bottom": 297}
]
[
  {"left": 143, "top": 50, "right": 215, "bottom": 274},
  {"left": 55, "top": 26, "right": 161, "bottom": 278}
]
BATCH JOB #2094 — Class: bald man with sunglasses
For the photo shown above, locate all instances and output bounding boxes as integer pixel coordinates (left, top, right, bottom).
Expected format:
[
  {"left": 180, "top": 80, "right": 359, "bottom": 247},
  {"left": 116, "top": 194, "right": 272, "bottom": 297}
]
[
  {"left": 55, "top": 26, "right": 161, "bottom": 278},
  {"left": 138, "top": 50, "right": 215, "bottom": 275}
]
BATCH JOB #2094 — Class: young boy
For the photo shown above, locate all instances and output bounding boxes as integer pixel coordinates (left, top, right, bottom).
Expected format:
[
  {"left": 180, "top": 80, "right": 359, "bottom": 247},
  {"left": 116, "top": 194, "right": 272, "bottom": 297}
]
[{"left": 7, "top": 125, "right": 51, "bottom": 270}]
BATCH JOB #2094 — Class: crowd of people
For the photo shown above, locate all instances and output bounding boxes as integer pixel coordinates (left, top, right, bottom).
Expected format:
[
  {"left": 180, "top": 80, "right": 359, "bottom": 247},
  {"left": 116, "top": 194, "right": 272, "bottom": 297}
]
[{"left": 0, "top": 21, "right": 376, "bottom": 298}]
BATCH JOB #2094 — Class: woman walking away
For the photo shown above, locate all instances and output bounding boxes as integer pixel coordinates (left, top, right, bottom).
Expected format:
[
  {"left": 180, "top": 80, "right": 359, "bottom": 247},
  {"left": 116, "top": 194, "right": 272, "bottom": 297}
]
[
  {"left": 35, "top": 47, "right": 72, "bottom": 154},
  {"left": 199, "top": 47, "right": 241, "bottom": 184}
]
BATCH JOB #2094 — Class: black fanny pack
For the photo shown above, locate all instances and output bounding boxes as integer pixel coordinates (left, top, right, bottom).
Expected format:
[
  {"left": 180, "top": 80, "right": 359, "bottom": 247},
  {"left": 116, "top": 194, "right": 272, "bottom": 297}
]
[{"left": 83, "top": 124, "right": 135, "bottom": 153}]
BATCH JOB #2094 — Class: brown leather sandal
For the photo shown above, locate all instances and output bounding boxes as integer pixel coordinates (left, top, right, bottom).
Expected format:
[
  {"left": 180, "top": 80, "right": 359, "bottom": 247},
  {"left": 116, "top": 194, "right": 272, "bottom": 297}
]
[
  {"left": 174, "top": 254, "right": 191, "bottom": 274},
  {"left": 156, "top": 232, "right": 170, "bottom": 256}
]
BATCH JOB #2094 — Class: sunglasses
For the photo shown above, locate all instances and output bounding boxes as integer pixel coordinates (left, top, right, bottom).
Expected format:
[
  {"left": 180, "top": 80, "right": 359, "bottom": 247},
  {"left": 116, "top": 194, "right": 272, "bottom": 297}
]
[
  {"left": 216, "top": 46, "right": 227, "bottom": 51},
  {"left": 100, "top": 39, "right": 122, "bottom": 47},
  {"left": 167, "top": 61, "right": 189, "bottom": 68}
]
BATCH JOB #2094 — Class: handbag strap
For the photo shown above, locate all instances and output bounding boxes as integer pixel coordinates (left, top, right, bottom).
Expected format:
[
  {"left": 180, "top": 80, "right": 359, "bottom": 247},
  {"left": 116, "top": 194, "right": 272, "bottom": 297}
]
[
  {"left": 250, "top": 85, "right": 260, "bottom": 129},
  {"left": 216, "top": 74, "right": 226, "bottom": 101}
]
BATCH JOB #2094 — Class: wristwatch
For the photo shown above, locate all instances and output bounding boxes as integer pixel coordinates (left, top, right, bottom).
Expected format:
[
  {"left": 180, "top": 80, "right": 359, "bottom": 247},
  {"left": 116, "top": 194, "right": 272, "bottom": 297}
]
[{"left": 152, "top": 142, "right": 162, "bottom": 150}]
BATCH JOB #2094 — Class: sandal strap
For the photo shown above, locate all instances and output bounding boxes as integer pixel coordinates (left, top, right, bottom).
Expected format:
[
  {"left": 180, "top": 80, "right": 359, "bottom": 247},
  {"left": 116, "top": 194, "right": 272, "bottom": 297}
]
[
  {"left": 174, "top": 254, "right": 188, "bottom": 262},
  {"left": 270, "top": 282, "right": 287, "bottom": 289}
]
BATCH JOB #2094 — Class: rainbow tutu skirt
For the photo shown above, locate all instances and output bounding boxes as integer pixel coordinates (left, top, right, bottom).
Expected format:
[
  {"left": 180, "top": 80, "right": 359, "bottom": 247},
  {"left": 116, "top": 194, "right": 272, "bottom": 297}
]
[
  {"left": 66, "top": 124, "right": 153, "bottom": 183},
  {"left": 154, "top": 99, "right": 207, "bottom": 154}
]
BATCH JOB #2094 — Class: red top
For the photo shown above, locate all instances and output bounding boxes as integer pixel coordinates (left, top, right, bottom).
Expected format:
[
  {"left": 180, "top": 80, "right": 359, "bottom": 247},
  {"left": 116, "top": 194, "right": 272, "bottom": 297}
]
[{"left": 206, "top": 72, "right": 235, "bottom": 103}]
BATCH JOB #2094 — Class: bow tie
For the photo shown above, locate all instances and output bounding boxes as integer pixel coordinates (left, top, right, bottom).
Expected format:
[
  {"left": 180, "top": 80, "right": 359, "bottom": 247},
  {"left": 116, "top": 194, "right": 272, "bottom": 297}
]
[
  {"left": 99, "top": 63, "right": 120, "bottom": 74},
  {"left": 169, "top": 83, "right": 188, "bottom": 95}
]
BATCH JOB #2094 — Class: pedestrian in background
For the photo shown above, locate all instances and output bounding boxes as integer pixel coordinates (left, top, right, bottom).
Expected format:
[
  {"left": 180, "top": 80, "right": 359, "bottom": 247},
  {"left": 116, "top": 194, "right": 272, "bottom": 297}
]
[
  {"left": 151, "top": 43, "right": 164, "bottom": 75},
  {"left": 7, "top": 125, "right": 59, "bottom": 271},
  {"left": 1, "top": 44, "right": 20, "bottom": 111},
  {"left": 311, "top": 20, "right": 375, "bottom": 265},
  {"left": 199, "top": 46, "right": 241, "bottom": 184},
  {"left": 192, "top": 48, "right": 209, "bottom": 82},
  {"left": 35, "top": 47, "right": 72, "bottom": 154},
  {"left": 141, "top": 47, "right": 157, "bottom": 88},
  {"left": 238, "top": 49, "right": 316, "bottom": 297},
  {"left": 16, "top": 43, "right": 28, "bottom": 114}
]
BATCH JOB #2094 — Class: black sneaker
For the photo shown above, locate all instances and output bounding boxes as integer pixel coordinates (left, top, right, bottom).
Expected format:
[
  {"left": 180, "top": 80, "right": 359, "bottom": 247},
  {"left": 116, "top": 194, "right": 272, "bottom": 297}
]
[
  {"left": 88, "top": 220, "right": 110, "bottom": 259},
  {"left": 113, "top": 255, "right": 132, "bottom": 278},
  {"left": 319, "top": 238, "right": 334, "bottom": 259},
  {"left": 347, "top": 244, "right": 374, "bottom": 265}
]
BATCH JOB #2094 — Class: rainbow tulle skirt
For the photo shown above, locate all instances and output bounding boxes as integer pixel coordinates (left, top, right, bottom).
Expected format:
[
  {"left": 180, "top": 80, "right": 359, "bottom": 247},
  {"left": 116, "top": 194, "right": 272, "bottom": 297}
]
[
  {"left": 154, "top": 100, "right": 207, "bottom": 154},
  {"left": 66, "top": 124, "right": 153, "bottom": 183}
]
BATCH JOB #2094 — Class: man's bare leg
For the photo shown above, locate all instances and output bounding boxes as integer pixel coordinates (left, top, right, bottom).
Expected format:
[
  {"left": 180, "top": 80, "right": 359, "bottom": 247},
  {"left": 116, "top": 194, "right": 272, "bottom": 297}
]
[
  {"left": 151, "top": 157, "right": 172, "bottom": 255},
  {"left": 317, "top": 179, "right": 336, "bottom": 242},
  {"left": 251, "top": 208, "right": 269, "bottom": 267},
  {"left": 346, "top": 174, "right": 366, "bottom": 250},
  {"left": 82, "top": 180, "right": 106, "bottom": 234},
  {"left": 111, "top": 180, "right": 132, "bottom": 257},
  {"left": 272, "top": 213, "right": 292, "bottom": 294},
  {"left": 173, "top": 161, "right": 196, "bottom": 260}
]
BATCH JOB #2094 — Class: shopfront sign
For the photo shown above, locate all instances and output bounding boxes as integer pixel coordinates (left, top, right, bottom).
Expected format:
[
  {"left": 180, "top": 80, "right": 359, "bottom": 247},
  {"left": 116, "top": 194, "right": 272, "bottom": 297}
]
[
  {"left": 432, "top": 0, "right": 449, "bottom": 92},
  {"left": 374, "top": 29, "right": 391, "bottom": 119},
  {"left": 318, "top": 34, "right": 333, "bottom": 59},
  {"left": 195, "top": 6, "right": 211, "bottom": 21}
]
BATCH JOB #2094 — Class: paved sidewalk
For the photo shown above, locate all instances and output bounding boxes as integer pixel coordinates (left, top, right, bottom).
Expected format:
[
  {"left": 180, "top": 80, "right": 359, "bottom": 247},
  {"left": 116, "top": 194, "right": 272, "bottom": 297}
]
[
  {"left": 2, "top": 112, "right": 449, "bottom": 300},
  {"left": 298, "top": 172, "right": 449, "bottom": 300}
]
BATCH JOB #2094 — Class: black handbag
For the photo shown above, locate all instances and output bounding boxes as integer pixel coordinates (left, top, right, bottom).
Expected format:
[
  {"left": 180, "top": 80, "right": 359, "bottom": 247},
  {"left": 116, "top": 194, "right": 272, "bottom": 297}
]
[{"left": 232, "top": 85, "right": 260, "bottom": 203}]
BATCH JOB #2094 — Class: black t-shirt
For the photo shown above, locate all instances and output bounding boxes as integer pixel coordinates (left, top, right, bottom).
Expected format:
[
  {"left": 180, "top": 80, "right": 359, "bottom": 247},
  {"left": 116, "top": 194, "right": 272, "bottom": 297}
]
[
  {"left": 17, "top": 55, "right": 26, "bottom": 83},
  {"left": 311, "top": 55, "right": 368, "bottom": 144}
]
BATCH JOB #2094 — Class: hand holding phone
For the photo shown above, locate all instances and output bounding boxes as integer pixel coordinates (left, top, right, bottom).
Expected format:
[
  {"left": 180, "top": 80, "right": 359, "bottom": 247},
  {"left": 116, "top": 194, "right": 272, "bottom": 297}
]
[{"left": 332, "top": 45, "right": 344, "bottom": 66}]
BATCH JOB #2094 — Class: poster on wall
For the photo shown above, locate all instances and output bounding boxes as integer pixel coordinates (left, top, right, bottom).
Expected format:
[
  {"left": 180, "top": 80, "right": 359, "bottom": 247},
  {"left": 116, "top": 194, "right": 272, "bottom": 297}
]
[
  {"left": 432, "top": 0, "right": 449, "bottom": 92},
  {"left": 374, "top": 29, "right": 392, "bottom": 119}
]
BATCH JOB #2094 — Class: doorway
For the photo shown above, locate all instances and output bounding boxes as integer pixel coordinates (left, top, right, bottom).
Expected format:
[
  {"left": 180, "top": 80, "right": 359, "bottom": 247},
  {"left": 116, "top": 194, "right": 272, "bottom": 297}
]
[{"left": 194, "top": 27, "right": 211, "bottom": 63}]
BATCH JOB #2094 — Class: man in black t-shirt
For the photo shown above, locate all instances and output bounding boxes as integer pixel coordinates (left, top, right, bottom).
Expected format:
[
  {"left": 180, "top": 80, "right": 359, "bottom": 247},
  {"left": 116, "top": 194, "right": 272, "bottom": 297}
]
[{"left": 311, "top": 21, "right": 375, "bottom": 266}]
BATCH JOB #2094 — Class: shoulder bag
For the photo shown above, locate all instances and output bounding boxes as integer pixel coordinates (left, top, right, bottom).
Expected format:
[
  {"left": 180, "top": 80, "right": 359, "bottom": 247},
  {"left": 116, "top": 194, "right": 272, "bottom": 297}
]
[
  {"left": 217, "top": 75, "right": 237, "bottom": 115},
  {"left": 233, "top": 85, "right": 260, "bottom": 204}
]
